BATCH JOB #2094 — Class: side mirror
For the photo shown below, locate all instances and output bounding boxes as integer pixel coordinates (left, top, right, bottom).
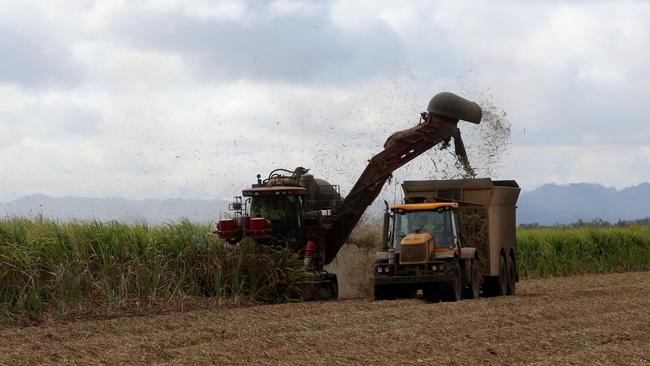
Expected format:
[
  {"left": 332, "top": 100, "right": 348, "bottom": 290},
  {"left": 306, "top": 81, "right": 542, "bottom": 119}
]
[{"left": 382, "top": 201, "right": 391, "bottom": 250}]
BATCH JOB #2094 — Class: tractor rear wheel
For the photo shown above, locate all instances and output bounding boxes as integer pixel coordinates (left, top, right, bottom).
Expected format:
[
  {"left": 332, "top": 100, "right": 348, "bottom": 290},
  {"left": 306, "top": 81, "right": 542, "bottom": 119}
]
[
  {"left": 444, "top": 265, "right": 463, "bottom": 302},
  {"left": 463, "top": 259, "right": 480, "bottom": 299}
]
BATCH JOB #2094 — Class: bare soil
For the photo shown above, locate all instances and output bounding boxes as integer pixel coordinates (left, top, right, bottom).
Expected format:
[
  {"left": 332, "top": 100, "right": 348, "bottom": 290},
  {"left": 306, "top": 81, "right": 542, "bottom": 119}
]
[{"left": 2, "top": 271, "right": 650, "bottom": 365}]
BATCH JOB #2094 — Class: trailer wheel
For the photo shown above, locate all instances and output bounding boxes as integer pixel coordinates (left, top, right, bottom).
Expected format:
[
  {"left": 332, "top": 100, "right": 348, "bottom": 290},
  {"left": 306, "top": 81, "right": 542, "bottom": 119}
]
[
  {"left": 506, "top": 255, "right": 516, "bottom": 296},
  {"left": 444, "top": 265, "right": 463, "bottom": 302},
  {"left": 483, "top": 255, "right": 508, "bottom": 297},
  {"left": 463, "top": 259, "right": 480, "bottom": 299}
]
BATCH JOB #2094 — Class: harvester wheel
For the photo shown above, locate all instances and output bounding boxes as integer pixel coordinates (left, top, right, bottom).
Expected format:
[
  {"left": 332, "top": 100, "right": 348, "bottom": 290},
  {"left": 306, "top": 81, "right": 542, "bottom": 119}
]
[
  {"left": 463, "top": 259, "right": 480, "bottom": 299},
  {"left": 444, "top": 266, "right": 463, "bottom": 302},
  {"left": 506, "top": 255, "right": 516, "bottom": 296},
  {"left": 330, "top": 276, "right": 339, "bottom": 300},
  {"left": 315, "top": 274, "right": 338, "bottom": 301}
]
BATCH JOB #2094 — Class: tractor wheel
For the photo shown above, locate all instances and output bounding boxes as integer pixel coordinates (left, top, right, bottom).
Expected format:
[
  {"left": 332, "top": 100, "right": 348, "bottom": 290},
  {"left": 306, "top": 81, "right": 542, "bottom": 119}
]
[
  {"left": 506, "top": 255, "right": 516, "bottom": 296},
  {"left": 497, "top": 255, "right": 508, "bottom": 296},
  {"left": 463, "top": 259, "right": 480, "bottom": 299},
  {"left": 444, "top": 265, "right": 463, "bottom": 302}
]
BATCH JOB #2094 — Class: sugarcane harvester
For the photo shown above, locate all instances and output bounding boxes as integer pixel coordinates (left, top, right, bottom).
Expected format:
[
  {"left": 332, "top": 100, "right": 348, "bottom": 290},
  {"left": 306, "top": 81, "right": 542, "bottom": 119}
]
[{"left": 216, "top": 92, "right": 482, "bottom": 299}]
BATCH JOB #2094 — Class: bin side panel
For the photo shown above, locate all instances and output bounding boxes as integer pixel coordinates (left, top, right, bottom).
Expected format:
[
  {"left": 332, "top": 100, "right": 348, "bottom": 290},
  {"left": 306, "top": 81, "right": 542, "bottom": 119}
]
[
  {"left": 488, "top": 203, "right": 519, "bottom": 274},
  {"left": 457, "top": 207, "right": 490, "bottom": 275}
]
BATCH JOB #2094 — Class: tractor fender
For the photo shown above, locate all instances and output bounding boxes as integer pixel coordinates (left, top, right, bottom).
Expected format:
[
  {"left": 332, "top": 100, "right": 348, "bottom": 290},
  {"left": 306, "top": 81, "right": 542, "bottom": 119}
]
[
  {"left": 460, "top": 247, "right": 477, "bottom": 260},
  {"left": 459, "top": 248, "right": 478, "bottom": 284}
]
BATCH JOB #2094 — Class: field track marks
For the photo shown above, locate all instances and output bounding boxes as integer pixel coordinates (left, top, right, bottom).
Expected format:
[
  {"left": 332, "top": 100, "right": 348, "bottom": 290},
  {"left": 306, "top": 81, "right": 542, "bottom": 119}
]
[{"left": 1, "top": 271, "right": 650, "bottom": 365}]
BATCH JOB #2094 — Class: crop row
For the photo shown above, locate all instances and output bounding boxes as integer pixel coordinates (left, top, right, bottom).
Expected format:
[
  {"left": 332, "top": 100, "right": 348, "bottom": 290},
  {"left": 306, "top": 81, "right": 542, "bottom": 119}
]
[
  {"left": 518, "top": 226, "right": 650, "bottom": 277},
  {"left": 1, "top": 217, "right": 649, "bottom": 321},
  {"left": 0, "top": 217, "right": 313, "bottom": 321}
]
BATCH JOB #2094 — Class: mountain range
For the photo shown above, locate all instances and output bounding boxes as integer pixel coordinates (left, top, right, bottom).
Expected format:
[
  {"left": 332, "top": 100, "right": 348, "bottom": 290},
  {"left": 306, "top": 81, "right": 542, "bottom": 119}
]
[
  {"left": 0, "top": 194, "right": 230, "bottom": 225},
  {"left": 1, "top": 183, "right": 649, "bottom": 226},
  {"left": 516, "top": 182, "right": 650, "bottom": 225}
]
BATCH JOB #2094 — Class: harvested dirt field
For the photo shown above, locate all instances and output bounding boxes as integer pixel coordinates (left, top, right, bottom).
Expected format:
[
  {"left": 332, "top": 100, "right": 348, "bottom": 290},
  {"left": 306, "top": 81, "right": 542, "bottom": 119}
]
[{"left": 2, "top": 271, "right": 650, "bottom": 365}]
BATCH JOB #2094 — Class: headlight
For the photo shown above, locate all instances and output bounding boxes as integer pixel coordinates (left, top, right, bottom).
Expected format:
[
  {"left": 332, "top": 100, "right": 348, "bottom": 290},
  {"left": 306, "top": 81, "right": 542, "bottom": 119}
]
[
  {"left": 376, "top": 267, "right": 383, "bottom": 273},
  {"left": 439, "top": 264, "right": 446, "bottom": 272},
  {"left": 384, "top": 266, "right": 391, "bottom": 272}
]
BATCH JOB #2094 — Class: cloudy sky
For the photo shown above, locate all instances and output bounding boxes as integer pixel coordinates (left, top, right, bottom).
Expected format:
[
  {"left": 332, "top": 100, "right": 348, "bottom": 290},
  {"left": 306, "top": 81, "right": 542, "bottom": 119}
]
[{"left": 0, "top": 0, "right": 649, "bottom": 202}]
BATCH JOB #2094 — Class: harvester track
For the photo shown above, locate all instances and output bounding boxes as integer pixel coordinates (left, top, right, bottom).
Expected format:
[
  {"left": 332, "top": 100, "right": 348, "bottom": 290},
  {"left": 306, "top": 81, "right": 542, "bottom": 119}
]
[{"left": 2, "top": 271, "right": 650, "bottom": 365}]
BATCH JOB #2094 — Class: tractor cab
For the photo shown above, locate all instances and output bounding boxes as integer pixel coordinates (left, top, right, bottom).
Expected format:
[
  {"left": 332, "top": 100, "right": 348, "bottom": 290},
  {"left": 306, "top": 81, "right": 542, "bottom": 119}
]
[
  {"left": 390, "top": 203, "right": 458, "bottom": 252},
  {"left": 383, "top": 202, "right": 460, "bottom": 267}
]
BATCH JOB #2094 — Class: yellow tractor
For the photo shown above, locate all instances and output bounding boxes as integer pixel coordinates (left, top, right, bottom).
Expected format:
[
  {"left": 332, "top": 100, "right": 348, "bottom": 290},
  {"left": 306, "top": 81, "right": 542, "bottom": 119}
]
[{"left": 374, "top": 179, "right": 520, "bottom": 301}]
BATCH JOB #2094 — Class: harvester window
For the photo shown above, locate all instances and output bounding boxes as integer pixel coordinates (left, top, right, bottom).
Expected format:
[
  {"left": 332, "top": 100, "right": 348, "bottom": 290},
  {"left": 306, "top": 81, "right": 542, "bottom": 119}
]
[
  {"left": 251, "top": 196, "right": 302, "bottom": 219},
  {"left": 250, "top": 196, "right": 304, "bottom": 243}
]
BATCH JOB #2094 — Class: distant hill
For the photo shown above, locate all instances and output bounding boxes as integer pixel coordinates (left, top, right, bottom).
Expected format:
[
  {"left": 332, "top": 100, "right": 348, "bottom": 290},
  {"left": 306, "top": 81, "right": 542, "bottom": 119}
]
[
  {"left": 518, "top": 183, "right": 650, "bottom": 225},
  {"left": 2, "top": 182, "right": 648, "bottom": 226},
  {"left": 0, "top": 194, "right": 230, "bottom": 225}
]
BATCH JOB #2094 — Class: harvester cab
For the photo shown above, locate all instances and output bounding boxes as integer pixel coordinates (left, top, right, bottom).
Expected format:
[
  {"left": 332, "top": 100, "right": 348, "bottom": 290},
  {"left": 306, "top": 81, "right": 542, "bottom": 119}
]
[{"left": 216, "top": 167, "right": 315, "bottom": 247}]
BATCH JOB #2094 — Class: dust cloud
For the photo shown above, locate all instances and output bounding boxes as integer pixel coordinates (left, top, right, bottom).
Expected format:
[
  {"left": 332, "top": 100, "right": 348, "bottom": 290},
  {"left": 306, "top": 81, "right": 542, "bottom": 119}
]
[
  {"left": 426, "top": 96, "right": 512, "bottom": 180},
  {"left": 325, "top": 218, "right": 381, "bottom": 299}
]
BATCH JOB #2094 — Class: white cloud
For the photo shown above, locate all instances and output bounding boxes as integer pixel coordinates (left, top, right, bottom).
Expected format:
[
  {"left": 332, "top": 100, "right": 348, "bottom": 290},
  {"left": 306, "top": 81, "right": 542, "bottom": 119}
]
[
  {"left": 0, "top": 0, "right": 649, "bottom": 204},
  {"left": 502, "top": 144, "right": 650, "bottom": 191},
  {"left": 267, "top": 0, "right": 323, "bottom": 18},
  {"left": 180, "top": 0, "right": 248, "bottom": 21}
]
